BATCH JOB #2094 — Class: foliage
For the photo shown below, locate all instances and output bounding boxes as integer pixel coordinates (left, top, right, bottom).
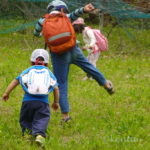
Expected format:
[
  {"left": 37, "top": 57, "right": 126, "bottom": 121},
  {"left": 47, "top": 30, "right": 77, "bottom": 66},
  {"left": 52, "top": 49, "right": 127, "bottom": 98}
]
[
  {"left": 0, "top": 0, "right": 150, "bottom": 36},
  {"left": 0, "top": 25, "right": 149, "bottom": 149}
]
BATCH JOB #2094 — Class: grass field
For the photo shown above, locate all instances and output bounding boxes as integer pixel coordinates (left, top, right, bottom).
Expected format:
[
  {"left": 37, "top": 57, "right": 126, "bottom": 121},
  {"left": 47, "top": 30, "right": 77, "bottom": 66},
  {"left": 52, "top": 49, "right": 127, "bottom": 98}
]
[{"left": 0, "top": 27, "right": 149, "bottom": 150}]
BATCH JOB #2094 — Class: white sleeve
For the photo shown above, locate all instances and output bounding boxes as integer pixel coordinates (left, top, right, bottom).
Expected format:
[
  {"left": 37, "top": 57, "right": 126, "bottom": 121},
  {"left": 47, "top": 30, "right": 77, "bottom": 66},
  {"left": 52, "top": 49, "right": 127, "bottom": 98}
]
[{"left": 86, "top": 29, "right": 96, "bottom": 48}]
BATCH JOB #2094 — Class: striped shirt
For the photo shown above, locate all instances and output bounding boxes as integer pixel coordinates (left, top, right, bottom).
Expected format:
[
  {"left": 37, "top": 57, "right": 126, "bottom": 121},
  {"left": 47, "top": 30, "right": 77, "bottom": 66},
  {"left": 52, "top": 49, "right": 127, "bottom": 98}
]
[{"left": 34, "top": 7, "right": 85, "bottom": 36}]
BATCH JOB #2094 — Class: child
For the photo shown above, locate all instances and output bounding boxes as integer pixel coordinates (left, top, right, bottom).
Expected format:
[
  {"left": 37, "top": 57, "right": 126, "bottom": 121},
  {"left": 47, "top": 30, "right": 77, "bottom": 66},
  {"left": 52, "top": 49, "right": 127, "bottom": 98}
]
[
  {"left": 2, "top": 49, "right": 59, "bottom": 147},
  {"left": 73, "top": 17, "right": 103, "bottom": 80},
  {"left": 34, "top": 0, "right": 114, "bottom": 122}
]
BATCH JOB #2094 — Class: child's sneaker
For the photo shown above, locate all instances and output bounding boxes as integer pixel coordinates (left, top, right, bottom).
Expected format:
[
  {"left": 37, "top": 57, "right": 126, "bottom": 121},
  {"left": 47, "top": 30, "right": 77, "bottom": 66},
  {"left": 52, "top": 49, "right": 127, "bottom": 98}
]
[
  {"left": 61, "top": 116, "right": 71, "bottom": 125},
  {"left": 22, "top": 134, "right": 32, "bottom": 141},
  {"left": 104, "top": 80, "right": 115, "bottom": 95},
  {"left": 82, "top": 76, "right": 88, "bottom": 81},
  {"left": 35, "top": 135, "right": 45, "bottom": 147},
  {"left": 22, "top": 129, "right": 32, "bottom": 141}
]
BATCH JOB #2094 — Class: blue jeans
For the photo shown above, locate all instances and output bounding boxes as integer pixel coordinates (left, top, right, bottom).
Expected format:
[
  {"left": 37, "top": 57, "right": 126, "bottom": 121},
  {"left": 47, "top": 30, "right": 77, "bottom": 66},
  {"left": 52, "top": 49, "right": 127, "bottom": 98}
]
[{"left": 50, "top": 45, "right": 107, "bottom": 113}]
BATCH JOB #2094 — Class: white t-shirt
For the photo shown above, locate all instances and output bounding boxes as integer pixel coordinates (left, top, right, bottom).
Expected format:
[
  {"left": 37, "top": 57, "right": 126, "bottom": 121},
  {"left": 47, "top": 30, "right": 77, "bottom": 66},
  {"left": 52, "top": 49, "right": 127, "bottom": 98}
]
[{"left": 82, "top": 27, "right": 99, "bottom": 53}]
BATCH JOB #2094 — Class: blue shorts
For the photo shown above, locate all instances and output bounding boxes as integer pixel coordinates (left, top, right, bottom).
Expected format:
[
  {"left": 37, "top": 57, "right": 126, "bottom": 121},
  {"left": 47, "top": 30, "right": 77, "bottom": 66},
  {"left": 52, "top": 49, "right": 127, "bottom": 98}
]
[{"left": 19, "top": 100, "right": 50, "bottom": 137}]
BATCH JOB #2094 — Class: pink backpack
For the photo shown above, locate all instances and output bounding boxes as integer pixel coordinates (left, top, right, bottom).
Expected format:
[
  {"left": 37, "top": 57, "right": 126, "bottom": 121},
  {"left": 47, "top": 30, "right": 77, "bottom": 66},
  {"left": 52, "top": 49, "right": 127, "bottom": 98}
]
[
  {"left": 85, "top": 27, "right": 108, "bottom": 52},
  {"left": 93, "top": 29, "right": 108, "bottom": 51}
]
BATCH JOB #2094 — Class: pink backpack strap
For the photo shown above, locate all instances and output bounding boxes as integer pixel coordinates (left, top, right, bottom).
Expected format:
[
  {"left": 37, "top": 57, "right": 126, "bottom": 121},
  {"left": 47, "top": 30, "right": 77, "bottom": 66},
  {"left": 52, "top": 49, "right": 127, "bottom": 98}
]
[{"left": 92, "top": 29, "right": 108, "bottom": 52}]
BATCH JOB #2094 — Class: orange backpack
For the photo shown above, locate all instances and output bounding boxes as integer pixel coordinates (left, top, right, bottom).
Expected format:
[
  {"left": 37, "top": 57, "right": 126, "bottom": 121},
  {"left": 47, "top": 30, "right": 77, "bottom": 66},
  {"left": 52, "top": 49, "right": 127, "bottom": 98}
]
[{"left": 42, "top": 13, "right": 76, "bottom": 54}]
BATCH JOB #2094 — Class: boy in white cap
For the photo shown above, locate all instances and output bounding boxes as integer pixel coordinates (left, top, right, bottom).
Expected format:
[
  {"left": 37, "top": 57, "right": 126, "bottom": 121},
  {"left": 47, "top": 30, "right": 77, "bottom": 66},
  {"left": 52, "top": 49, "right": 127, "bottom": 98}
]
[{"left": 2, "top": 49, "right": 59, "bottom": 146}]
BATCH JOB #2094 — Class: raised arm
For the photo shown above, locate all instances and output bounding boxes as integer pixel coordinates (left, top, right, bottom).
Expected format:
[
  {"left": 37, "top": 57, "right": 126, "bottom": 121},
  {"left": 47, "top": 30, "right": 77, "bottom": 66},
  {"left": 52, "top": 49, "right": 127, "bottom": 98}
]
[
  {"left": 68, "top": 3, "right": 95, "bottom": 22},
  {"left": 34, "top": 18, "right": 45, "bottom": 37}
]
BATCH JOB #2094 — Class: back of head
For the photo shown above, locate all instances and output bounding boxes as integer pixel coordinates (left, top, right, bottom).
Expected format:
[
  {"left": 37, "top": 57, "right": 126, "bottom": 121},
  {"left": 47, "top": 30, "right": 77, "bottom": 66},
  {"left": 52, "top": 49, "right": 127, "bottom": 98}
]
[
  {"left": 72, "top": 18, "right": 85, "bottom": 33},
  {"left": 30, "top": 49, "right": 49, "bottom": 66},
  {"left": 72, "top": 18, "right": 85, "bottom": 25},
  {"left": 47, "top": 0, "right": 69, "bottom": 13}
]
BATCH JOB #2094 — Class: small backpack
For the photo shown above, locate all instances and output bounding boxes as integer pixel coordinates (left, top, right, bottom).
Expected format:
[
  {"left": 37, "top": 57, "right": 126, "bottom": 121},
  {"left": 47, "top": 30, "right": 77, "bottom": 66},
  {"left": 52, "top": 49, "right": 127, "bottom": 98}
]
[
  {"left": 42, "top": 13, "right": 76, "bottom": 54},
  {"left": 85, "top": 27, "right": 108, "bottom": 52},
  {"left": 20, "top": 67, "right": 57, "bottom": 95}
]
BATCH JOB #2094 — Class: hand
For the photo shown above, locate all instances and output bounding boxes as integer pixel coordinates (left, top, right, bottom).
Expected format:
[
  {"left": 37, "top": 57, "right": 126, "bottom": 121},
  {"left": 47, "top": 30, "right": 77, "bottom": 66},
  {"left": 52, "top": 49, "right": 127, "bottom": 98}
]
[
  {"left": 84, "top": 3, "right": 95, "bottom": 13},
  {"left": 2, "top": 93, "right": 9, "bottom": 101},
  {"left": 52, "top": 102, "right": 59, "bottom": 111},
  {"left": 88, "top": 46, "right": 93, "bottom": 50},
  {"left": 82, "top": 47, "right": 87, "bottom": 51}
]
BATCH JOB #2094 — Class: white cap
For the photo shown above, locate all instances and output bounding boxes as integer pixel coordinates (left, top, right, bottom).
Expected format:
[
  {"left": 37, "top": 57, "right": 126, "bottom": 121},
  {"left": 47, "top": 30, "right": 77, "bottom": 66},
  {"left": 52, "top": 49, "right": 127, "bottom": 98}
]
[
  {"left": 30, "top": 49, "right": 49, "bottom": 64},
  {"left": 47, "top": 0, "right": 68, "bottom": 12}
]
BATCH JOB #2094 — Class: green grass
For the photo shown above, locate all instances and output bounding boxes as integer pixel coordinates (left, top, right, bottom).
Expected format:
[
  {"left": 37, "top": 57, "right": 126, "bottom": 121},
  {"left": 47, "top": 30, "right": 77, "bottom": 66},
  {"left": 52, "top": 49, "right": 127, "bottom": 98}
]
[{"left": 0, "top": 26, "right": 149, "bottom": 150}]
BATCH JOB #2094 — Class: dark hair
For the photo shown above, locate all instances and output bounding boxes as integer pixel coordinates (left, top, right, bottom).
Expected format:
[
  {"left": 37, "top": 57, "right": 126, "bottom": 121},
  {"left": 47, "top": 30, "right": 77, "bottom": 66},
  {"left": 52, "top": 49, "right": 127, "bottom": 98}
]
[
  {"left": 55, "top": 5, "right": 69, "bottom": 13},
  {"left": 47, "top": 5, "right": 69, "bottom": 14},
  {"left": 31, "top": 56, "right": 48, "bottom": 66},
  {"left": 47, "top": 5, "right": 54, "bottom": 13},
  {"left": 73, "top": 24, "right": 85, "bottom": 34}
]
